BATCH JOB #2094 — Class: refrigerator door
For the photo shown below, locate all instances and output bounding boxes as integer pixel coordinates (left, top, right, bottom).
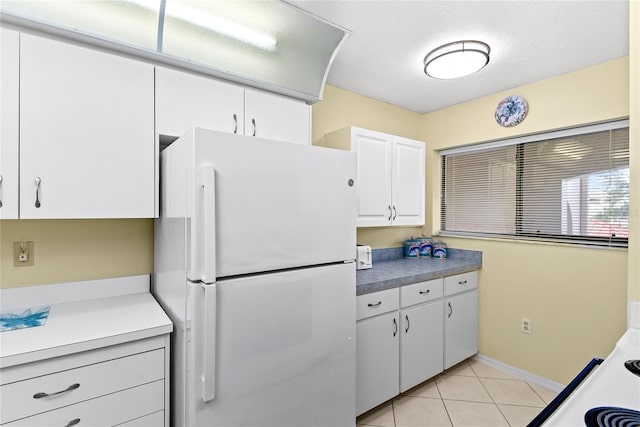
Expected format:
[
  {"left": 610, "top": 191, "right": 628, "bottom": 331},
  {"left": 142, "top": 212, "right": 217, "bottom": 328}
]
[
  {"left": 188, "top": 128, "right": 357, "bottom": 278},
  {"left": 187, "top": 262, "right": 356, "bottom": 427}
]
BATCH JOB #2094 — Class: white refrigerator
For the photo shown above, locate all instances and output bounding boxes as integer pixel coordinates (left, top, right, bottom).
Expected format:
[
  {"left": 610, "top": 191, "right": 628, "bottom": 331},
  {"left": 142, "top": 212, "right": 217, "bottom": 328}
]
[{"left": 153, "top": 128, "right": 357, "bottom": 427}]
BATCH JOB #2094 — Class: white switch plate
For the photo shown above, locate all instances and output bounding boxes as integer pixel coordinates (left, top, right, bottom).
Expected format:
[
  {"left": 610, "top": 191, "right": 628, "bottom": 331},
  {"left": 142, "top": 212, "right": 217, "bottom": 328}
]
[{"left": 521, "top": 317, "right": 532, "bottom": 334}]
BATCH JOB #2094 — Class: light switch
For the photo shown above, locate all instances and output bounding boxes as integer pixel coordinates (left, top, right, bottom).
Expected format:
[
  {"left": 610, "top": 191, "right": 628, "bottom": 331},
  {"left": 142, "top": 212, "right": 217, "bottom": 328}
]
[{"left": 13, "top": 241, "right": 35, "bottom": 267}]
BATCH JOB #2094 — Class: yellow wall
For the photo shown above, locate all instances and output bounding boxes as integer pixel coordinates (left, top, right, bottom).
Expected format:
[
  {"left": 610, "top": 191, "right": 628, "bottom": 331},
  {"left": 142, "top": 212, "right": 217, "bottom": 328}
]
[
  {"left": 629, "top": 1, "right": 640, "bottom": 303},
  {"left": 421, "top": 57, "right": 629, "bottom": 384},
  {"left": 312, "top": 85, "right": 426, "bottom": 247},
  {"left": 0, "top": 219, "right": 154, "bottom": 288}
]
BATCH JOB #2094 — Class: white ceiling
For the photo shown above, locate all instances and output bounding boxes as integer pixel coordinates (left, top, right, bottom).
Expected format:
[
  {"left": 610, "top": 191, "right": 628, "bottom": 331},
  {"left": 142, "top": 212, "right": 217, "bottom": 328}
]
[{"left": 289, "top": 0, "right": 630, "bottom": 114}]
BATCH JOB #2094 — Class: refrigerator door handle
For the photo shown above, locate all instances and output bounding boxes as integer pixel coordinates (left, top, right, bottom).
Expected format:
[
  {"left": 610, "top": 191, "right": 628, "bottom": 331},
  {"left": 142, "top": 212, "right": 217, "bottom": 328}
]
[
  {"left": 200, "top": 282, "right": 217, "bottom": 402},
  {"left": 200, "top": 166, "right": 216, "bottom": 283}
]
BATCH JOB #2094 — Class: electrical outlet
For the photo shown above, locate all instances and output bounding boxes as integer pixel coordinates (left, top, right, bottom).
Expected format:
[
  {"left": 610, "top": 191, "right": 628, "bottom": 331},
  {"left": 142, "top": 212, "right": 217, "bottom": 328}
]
[
  {"left": 13, "top": 241, "right": 35, "bottom": 267},
  {"left": 521, "top": 317, "right": 532, "bottom": 334}
]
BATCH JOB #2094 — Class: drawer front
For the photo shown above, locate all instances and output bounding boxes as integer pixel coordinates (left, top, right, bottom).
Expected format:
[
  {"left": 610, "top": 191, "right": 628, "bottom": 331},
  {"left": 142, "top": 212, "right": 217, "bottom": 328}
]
[
  {"left": 3, "top": 380, "right": 164, "bottom": 427},
  {"left": 356, "top": 288, "right": 399, "bottom": 321},
  {"left": 118, "top": 410, "right": 165, "bottom": 427},
  {"left": 1, "top": 349, "right": 164, "bottom": 423},
  {"left": 444, "top": 271, "right": 478, "bottom": 296},
  {"left": 400, "top": 278, "right": 443, "bottom": 308}
]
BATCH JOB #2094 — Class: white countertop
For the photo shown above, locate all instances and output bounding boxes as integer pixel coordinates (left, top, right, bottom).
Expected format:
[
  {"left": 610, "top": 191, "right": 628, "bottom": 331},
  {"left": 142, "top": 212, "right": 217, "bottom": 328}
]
[{"left": 0, "top": 275, "right": 173, "bottom": 368}]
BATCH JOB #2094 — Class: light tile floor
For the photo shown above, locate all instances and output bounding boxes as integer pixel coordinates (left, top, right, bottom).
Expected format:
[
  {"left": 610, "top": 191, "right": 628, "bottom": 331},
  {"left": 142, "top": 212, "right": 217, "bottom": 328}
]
[{"left": 356, "top": 359, "right": 558, "bottom": 427}]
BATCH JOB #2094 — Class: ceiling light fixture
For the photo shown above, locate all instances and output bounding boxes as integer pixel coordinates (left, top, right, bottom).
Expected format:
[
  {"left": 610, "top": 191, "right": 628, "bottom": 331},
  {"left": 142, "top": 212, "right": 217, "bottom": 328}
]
[
  {"left": 423, "top": 40, "right": 490, "bottom": 79},
  {"left": 164, "top": 2, "right": 278, "bottom": 51}
]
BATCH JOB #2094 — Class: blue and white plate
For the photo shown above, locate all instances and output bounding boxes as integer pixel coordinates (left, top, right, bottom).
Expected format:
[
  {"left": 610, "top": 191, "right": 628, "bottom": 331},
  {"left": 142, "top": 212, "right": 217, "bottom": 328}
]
[
  {"left": 0, "top": 306, "right": 50, "bottom": 332},
  {"left": 495, "top": 95, "right": 528, "bottom": 127}
]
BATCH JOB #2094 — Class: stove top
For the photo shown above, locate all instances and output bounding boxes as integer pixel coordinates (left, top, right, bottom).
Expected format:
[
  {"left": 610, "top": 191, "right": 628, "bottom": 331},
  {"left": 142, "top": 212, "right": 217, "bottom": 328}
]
[
  {"left": 584, "top": 407, "right": 640, "bottom": 427},
  {"left": 543, "top": 328, "right": 640, "bottom": 426},
  {"left": 624, "top": 359, "right": 640, "bottom": 378}
]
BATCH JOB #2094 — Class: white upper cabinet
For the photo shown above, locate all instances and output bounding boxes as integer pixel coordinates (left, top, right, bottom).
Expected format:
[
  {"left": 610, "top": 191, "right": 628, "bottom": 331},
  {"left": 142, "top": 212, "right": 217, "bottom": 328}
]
[
  {"left": 0, "top": 28, "right": 19, "bottom": 219},
  {"left": 244, "top": 88, "right": 311, "bottom": 145},
  {"left": 325, "top": 127, "right": 425, "bottom": 227},
  {"left": 351, "top": 128, "right": 393, "bottom": 226},
  {"left": 155, "top": 69, "right": 310, "bottom": 145},
  {"left": 19, "top": 33, "right": 155, "bottom": 219},
  {"left": 155, "top": 67, "right": 244, "bottom": 138},
  {"left": 392, "top": 136, "right": 426, "bottom": 226}
]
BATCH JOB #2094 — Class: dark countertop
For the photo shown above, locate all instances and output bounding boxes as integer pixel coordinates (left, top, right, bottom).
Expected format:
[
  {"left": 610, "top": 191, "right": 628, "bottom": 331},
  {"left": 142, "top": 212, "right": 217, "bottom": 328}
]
[{"left": 356, "top": 248, "right": 482, "bottom": 296}]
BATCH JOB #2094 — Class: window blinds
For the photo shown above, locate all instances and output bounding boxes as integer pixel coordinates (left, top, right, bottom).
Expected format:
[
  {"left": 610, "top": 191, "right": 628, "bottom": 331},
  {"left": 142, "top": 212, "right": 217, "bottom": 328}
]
[{"left": 441, "top": 121, "right": 629, "bottom": 246}]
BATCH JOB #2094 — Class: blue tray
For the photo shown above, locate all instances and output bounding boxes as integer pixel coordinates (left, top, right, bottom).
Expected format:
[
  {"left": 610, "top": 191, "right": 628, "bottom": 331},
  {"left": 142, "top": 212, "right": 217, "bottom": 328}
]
[{"left": 0, "top": 306, "right": 51, "bottom": 332}]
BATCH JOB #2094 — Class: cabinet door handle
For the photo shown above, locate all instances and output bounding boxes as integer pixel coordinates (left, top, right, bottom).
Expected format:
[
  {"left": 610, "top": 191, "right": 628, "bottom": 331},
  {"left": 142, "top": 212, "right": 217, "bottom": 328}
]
[
  {"left": 448, "top": 302, "right": 453, "bottom": 318},
  {"left": 64, "top": 419, "right": 81, "bottom": 427},
  {"left": 387, "top": 205, "right": 392, "bottom": 221},
  {"left": 33, "top": 383, "right": 80, "bottom": 399},
  {"left": 393, "top": 317, "right": 398, "bottom": 337},
  {"left": 367, "top": 301, "right": 382, "bottom": 308},
  {"left": 251, "top": 118, "right": 256, "bottom": 136},
  {"left": 459, "top": 280, "right": 468, "bottom": 285},
  {"left": 233, "top": 114, "right": 238, "bottom": 134},
  {"left": 392, "top": 205, "right": 397, "bottom": 220},
  {"left": 405, "top": 314, "right": 410, "bottom": 333},
  {"left": 419, "top": 289, "right": 430, "bottom": 295},
  {"left": 0, "top": 174, "right": 3, "bottom": 208},
  {"left": 34, "top": 177, "right": 41, "bottom": 208}
]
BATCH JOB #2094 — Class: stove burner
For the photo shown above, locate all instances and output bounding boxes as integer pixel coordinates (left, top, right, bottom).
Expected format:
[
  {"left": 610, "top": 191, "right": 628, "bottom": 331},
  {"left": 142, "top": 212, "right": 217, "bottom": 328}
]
[
  {"left": 625, "top": 360, "right": 640, "bottom": 378},
  {"left": 584, "top": 407, "right": 640, "bottom": 427}
]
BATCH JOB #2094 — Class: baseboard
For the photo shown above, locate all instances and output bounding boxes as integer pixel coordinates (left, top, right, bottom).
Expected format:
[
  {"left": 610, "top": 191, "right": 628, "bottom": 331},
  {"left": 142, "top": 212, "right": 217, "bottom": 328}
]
[{"left": 473, "top": 353, "right": 565, "bottom": 394}]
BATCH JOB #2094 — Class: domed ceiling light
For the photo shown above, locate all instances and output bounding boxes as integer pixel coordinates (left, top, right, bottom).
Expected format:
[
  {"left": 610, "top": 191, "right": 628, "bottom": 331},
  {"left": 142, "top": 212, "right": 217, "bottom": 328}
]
[{"left": 424, "top": 40, "right": 490, "bottom": 79}]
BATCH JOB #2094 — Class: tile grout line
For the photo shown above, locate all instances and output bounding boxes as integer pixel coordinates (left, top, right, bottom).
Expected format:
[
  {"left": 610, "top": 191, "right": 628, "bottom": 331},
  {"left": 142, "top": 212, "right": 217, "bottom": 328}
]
[
  {"left": 473, "top": 365, "right": 514, "bottom": 427},
  {"left": 526, "top": 381, "right": 552, "bottom": 405}
]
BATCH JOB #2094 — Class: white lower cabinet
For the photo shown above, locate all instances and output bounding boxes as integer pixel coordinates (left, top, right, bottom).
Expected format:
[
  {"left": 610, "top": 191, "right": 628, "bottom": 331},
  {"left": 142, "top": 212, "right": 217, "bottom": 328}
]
[
  {"left": 356, "top": 271, "right": 477, "bottom": 416},
  {"left": 0, "top": 337, "right": 169, "bottom": 427},
  {"left": 444, "top": 272, "right": 479, "bottom": 369},
  {"left": 400, "top": 299, "right": 444, "bottom": 392},
  {"left": 356, "top": 311, "right": 400, "bottom": 416}
]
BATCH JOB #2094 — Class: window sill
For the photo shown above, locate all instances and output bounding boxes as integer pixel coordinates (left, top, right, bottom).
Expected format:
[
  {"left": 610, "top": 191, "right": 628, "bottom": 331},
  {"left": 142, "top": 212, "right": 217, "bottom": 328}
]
[{"left": 435, "top": 231, "right": 628, "bottom": 252}]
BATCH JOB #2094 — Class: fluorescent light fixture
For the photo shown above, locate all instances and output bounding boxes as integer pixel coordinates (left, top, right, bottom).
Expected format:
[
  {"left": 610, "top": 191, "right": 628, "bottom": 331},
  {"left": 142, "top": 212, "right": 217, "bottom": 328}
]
[
  {"left": 424, "top": 40, "right": 490, "bottom": 79},
  {"left": 164, "top": 1, "right": 278, "bottom": 51}
]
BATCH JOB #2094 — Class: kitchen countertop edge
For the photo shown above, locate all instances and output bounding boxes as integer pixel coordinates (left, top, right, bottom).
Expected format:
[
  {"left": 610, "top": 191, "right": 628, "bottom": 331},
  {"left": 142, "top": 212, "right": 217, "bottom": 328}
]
[{"left": 356, "top": 250, "right": 482, "bottom": 295}]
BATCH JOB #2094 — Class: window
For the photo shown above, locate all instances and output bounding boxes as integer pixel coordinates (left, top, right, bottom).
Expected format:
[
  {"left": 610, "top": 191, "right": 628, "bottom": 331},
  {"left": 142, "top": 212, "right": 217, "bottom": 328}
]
[{"left": 440, "top": 120, "right": 629, "bottom": 247}]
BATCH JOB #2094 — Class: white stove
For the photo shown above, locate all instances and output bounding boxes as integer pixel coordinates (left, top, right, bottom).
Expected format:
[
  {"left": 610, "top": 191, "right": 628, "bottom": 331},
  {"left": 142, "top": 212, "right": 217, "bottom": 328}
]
[{"left": 531, "top": 328, "right": 640, "bottom": 426}]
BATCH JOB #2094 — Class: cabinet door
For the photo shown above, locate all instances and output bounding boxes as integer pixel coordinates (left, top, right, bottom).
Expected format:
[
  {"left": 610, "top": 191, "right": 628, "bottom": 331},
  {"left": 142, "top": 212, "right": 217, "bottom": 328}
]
[
  {"left": 352, "top": 128, "right": 393, "bottom": 227},
  {"left": 391, "top": 136, "right": 425, "bottom": 226},
  {"left": 444, "top": 290, "right": 478, "bottom": 369},
  {"left": 155, "top": 67, "right": 244, "bottom": 138},
  {"left": 244, "top": 88, "right": 310, "bottom": 145},
  {"left": 19, "top": 34, "right": 155, "bottom": 218},
  {"left": 356, "top": 312, "right": 399, "bottom": 416},
  {"left": 400, "top": 300, "right": 443, "bottom": 392},
  {"left": 0, "top": 28, "right": 19, "bottom": 219}
]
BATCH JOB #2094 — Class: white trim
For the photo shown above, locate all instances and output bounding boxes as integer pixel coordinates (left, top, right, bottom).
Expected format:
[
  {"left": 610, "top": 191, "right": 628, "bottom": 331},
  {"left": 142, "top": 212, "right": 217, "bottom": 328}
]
[
  {"left": 628, "top": 300, "right": 640, "bottom": 329},
  {"left": 439, "top": 119, "right": 629, "bottom": 156},
  {"left": 0, "top": 275, "right": 150, "bottom": 310},
  {"left": 473, "top": 353, "right": 565, "bottom": 393}
]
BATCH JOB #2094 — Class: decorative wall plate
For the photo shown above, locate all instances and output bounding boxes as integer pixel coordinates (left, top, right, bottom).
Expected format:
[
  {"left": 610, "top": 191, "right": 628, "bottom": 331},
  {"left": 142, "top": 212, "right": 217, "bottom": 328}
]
[{"left": 495, "top": 95, "right": 528, "bottom": 127}]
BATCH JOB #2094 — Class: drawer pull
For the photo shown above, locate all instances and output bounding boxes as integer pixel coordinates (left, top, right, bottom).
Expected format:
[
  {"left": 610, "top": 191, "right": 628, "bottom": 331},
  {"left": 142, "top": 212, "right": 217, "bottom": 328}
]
[
  {"left": 64, "top": 419, "right": 81, "bottom": 427},
  {"left": 458, "top": 280, "right": 468, "bottom": 285},
  {"left": 33, "top": 383, "right": 80, "bottom": 399},
  {"left": 419, "top": 289, "right": 430, "bottom": 295},
  {"left": 367, "top": 301, "right": 382, "bottom": 308}
]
